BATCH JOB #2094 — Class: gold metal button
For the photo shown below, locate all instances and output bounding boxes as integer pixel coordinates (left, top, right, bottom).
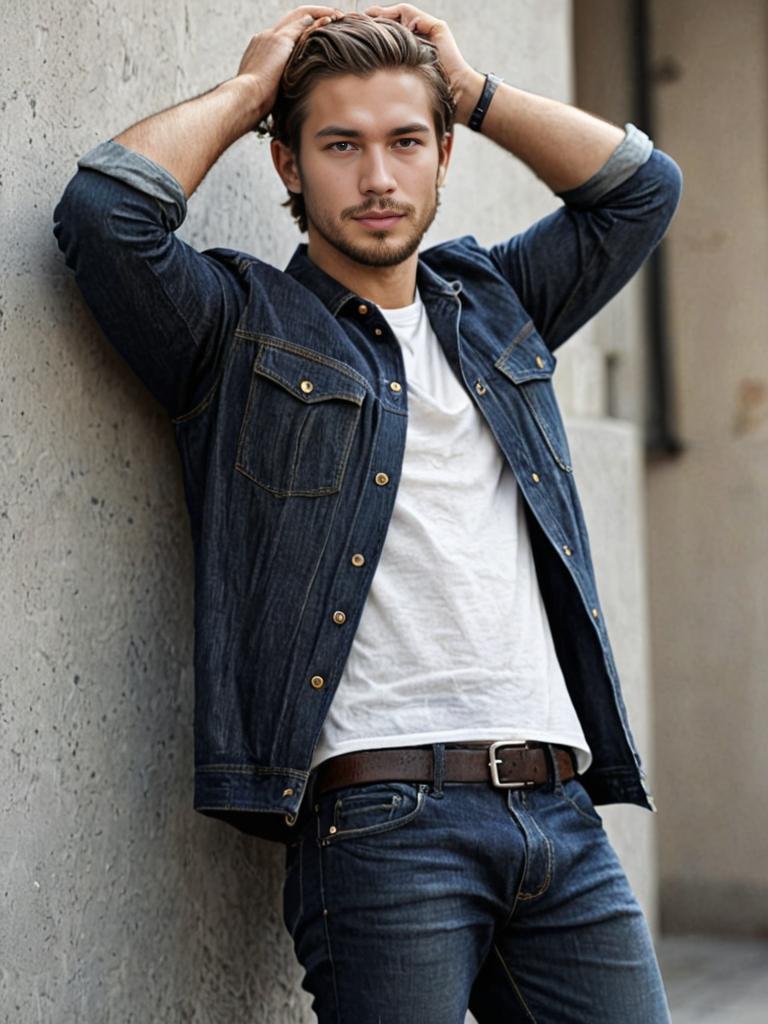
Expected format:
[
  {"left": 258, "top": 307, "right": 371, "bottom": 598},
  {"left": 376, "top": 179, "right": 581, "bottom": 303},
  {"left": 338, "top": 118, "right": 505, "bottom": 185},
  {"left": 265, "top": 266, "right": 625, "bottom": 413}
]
[
  {"left": 329, "top": 826, "right": 337, "bottom": 834},
  {"left": 475, "top": 382, "right": 487, "bottom": 395},
  {"left": 374, "top": 328, "right": 383, "bottom": 336},
  {"left": 374, "top": 472, "right": 390, "bottom": 486},
  {"left": 310, "top": 675, "right": 325, "bottom": 689},
  {"left": 351, "top": 553, "right": 366, "bottom": 567},
  {"left": 284, "top": 813, "right": 297, "bottom": 826},
  {"left": 389, "top": 381, "right": 402, "bottom": 393},
  {"left": 531, "top": 472, "right": 541, "bottom": 484},
  {"left": 563, "top": 545, "right": 573, "bottom": 557},
  {"left": 358, "top": 303, "right": 369, "bottom": 315},
  {"left": 332, "top": 610, "right": 347, "bottom": 625},
  {"left": 535, "top": 355, "right": 545, "bottom": 369},
  {"left": 300, "top": 379, "right": 314, "bottom": 394},
  {"left": 282, "top": 787, "right": 294, "bottom": 798},
  {"left": 592, "top": 608, "right": 600, "bottom": 620}
]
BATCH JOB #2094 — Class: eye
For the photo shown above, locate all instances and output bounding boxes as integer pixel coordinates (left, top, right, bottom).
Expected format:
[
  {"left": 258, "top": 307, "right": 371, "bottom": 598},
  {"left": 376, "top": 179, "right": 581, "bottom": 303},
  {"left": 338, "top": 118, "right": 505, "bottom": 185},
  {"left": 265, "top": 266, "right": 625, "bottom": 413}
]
[
  {"left": 327, "top": 141, "right": 356, "bottom": 152},
  {"left": 394, "top": 138, "right": 422, "bottom": 149}
]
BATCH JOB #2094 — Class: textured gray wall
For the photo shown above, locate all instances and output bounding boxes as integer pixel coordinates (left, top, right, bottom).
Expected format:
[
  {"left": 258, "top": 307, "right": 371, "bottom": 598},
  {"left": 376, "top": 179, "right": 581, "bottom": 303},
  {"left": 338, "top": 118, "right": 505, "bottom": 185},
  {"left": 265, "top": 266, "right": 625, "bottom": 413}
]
[{"left": 1, "top": 2, "right": 655, "bottom": 1020}]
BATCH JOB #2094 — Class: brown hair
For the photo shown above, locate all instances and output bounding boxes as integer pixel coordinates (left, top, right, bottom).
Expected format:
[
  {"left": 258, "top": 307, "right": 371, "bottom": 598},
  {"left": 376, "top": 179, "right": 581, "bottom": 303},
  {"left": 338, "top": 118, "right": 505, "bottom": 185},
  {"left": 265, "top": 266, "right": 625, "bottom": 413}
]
[{"left": 256, "top": 13, "right": 456, "bottom": 233}]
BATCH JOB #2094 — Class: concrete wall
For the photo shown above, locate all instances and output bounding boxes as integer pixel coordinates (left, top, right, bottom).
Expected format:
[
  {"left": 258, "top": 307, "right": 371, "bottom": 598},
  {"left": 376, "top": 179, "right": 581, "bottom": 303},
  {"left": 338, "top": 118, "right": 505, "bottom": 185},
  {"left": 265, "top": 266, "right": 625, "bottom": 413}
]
[
  {"left": 646, "top": 0, "right": 768, "bottom": 935},
  {"left": 1, "top": 1, "right": 657, "bottom": 1020},
  {"left": 569, "top": 0, "right": 660, "bottom": 930},
  {"left": 573, "top": 0, "right": 768, "bottom": 938}
]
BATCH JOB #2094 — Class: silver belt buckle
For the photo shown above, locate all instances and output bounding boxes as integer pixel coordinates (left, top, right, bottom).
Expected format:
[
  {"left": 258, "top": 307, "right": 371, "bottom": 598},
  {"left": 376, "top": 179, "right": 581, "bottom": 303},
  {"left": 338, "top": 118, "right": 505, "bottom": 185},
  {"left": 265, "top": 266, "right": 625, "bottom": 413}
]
[{"left": 488, "top": 740, "right": 533, "bottom": 789}]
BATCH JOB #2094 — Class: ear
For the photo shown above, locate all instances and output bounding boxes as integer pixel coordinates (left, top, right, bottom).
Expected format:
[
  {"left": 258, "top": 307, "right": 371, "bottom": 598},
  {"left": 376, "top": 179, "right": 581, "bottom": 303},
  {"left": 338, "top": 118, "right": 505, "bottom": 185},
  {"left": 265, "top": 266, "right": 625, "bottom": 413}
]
[
  {"left": 436, "top": 131, "right": 453, "bottom": 188},
  {"left": 270, "top": 138, "right": 303, "bottom": 194}
]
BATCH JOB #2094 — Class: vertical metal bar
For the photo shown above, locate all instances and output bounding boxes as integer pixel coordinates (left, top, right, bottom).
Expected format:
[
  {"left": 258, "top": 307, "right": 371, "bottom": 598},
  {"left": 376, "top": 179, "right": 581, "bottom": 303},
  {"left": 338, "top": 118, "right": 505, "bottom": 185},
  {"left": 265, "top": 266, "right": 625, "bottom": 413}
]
[{"left": 632, "top": 0, "right": 682, "bottom": 455}]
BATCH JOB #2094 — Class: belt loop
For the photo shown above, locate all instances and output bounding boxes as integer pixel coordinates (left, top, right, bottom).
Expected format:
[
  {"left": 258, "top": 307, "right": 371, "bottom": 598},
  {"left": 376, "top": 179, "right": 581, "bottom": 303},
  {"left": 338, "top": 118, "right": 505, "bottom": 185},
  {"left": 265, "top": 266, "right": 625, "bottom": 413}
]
[
  {"left": 431, "top": 743, "right": 445, "bottom": 798},
  {"left": 546, "top": 743, "right": 561, "bottom": 792},
  {"left": 307, "top": 766, "right": 319, "bottom": 808}
]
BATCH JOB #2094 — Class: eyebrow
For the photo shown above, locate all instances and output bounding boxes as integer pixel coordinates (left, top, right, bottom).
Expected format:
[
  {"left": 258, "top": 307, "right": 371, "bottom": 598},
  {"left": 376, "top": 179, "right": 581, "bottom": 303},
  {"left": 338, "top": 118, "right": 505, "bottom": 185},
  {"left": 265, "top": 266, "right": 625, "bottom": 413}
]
[{"left": 314, "top": 122, "right": 431, "bottom": 139}]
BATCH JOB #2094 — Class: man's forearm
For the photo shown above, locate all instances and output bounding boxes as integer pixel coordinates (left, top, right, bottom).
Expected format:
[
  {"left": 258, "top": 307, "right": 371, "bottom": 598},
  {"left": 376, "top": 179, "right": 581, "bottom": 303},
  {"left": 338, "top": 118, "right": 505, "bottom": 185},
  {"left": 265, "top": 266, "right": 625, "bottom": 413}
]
[
  {"left": 457, "top": 70, "right": 625, "bottom": 194},
  {"left": 113, "top": 76, "right": 264, "bottom": 198},
  {"left": 363, "top": 6, "right": 626, "bottom": 195}
]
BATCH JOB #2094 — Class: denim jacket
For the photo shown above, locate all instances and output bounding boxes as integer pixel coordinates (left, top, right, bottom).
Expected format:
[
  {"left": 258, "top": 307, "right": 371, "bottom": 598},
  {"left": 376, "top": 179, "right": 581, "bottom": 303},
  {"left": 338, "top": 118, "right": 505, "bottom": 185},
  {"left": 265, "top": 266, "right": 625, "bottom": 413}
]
[{"left": 53, "top": 125, "right": 682, "bottom": 844}]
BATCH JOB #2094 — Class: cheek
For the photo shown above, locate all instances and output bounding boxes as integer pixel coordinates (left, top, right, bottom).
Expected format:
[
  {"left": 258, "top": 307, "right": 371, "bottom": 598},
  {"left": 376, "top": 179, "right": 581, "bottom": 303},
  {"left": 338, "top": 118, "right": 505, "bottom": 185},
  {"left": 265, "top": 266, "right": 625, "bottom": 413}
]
[{"left": 303, "top": 159, "right": 348, "bottom": 195}]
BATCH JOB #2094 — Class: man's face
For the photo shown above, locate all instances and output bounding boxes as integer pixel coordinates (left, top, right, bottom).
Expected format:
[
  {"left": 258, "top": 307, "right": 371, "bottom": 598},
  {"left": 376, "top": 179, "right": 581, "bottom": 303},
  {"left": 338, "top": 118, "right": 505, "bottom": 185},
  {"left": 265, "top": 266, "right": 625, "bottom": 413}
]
[{"left": 279, "top": 69, "right": 452, "bottom": 268}]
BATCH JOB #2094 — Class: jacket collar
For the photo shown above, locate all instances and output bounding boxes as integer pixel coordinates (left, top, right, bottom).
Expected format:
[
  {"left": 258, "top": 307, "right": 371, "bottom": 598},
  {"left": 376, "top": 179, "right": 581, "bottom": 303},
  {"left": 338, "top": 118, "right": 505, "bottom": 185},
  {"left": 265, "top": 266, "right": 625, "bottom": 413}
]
[{"left": 284, "top": 243, "right": 461, "bottom": 318}]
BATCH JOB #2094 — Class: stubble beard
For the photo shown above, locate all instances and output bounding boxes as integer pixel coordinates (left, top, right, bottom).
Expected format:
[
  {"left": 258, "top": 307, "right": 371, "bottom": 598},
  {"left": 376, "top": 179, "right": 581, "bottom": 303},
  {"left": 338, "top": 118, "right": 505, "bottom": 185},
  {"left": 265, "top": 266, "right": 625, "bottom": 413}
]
[{"left": 304, "top": 184, "right": 442, "bottom": 269}]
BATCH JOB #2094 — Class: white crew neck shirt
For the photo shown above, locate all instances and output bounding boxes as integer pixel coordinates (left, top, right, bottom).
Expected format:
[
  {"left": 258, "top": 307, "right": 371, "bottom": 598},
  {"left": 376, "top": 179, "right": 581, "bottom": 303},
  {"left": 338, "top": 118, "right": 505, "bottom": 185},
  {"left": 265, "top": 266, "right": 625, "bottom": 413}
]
[{"left": 310, "top": 289, "right": 591, "bottom": 772}]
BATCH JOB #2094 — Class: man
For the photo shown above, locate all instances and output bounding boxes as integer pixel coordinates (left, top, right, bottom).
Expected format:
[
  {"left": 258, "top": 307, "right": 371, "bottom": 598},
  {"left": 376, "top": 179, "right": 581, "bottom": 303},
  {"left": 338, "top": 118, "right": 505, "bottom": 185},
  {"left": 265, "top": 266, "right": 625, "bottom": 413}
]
[{"left": 54, "top": 5, "right": 681, "bottom": 1021}]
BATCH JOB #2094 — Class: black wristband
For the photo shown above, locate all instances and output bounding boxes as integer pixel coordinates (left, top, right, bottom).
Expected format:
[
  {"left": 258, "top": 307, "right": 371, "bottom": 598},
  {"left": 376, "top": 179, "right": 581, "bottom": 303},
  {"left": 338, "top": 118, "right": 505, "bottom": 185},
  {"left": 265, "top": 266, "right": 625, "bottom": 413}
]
[{"left": 468, "top": 72, "right": 503, "bottom": 133}]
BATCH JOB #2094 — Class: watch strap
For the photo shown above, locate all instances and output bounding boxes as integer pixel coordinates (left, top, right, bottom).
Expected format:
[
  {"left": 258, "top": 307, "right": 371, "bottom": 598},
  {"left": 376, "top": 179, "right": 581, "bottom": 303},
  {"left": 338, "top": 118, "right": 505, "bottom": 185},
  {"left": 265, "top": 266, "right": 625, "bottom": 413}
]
[{"left": 468, "top": 72, "right": 503, "bottom": 132}]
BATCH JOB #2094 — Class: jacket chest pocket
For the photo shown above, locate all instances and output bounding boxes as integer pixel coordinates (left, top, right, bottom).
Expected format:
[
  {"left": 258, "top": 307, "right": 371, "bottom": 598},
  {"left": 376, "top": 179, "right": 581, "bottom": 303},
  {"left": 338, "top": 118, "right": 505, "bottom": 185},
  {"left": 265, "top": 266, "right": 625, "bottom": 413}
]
[
  {"left": 493, "top": 322, "right": 572, "bottom": 472},
  {"left": 236, "top": 343, "right": 367, "bottom": 497}
]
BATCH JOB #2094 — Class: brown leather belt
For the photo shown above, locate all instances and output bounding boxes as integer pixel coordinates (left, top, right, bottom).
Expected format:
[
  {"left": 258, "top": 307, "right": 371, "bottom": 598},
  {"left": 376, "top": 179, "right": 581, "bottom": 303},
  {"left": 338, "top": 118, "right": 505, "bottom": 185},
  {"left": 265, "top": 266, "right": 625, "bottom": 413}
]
[{"left": 313, "top": 741, "right": 576, "bottom": 798}]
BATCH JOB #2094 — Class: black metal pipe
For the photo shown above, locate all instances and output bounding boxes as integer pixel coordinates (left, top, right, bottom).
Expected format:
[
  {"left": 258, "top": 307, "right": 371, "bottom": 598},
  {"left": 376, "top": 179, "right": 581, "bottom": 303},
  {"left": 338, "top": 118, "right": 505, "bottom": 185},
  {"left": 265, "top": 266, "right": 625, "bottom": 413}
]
[{"left": 631, "top": 0, "right": 683, "bottom": 456}]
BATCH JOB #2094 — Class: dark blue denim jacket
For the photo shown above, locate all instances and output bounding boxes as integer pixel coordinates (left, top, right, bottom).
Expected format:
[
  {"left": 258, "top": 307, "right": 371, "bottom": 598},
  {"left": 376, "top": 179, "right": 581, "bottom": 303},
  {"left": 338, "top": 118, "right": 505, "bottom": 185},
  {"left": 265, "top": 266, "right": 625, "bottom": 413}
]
[{"left": 53, "top": 125, "right": 682, "bottom": 844}]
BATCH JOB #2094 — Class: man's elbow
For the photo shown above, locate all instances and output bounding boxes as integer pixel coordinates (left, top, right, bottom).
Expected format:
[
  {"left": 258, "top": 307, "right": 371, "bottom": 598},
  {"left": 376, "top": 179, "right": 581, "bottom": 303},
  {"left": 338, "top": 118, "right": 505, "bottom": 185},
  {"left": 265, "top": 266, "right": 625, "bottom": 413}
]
[
  {"left": 53, "top": 168, "right": 117, "bottom": 270},
  {"left": 651, "top": 147, "right": 684, "bottom": 223}
]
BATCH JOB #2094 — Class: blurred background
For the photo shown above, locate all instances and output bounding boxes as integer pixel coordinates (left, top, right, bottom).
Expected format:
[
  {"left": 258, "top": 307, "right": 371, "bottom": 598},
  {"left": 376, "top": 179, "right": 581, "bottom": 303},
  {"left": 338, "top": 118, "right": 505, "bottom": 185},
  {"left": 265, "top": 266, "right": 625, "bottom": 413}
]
[{"left": 1, "top": 0, "right": 766, "bottom": 1020}]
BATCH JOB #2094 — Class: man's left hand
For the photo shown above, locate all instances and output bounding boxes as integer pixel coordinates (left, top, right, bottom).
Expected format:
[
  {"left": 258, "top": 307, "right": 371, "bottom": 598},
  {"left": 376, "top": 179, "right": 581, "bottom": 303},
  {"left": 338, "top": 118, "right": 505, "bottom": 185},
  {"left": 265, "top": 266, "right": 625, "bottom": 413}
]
[{"left": 364, "top": 4, "right": 484, "bottom": 125}]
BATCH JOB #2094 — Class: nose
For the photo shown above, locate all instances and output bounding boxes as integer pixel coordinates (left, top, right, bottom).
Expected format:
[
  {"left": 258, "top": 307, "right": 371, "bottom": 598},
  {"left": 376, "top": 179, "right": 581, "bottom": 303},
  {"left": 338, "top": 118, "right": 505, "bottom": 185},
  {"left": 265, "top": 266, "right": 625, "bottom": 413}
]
[{"left": 358, "top": 146, "right": 397, "bottom": 197}]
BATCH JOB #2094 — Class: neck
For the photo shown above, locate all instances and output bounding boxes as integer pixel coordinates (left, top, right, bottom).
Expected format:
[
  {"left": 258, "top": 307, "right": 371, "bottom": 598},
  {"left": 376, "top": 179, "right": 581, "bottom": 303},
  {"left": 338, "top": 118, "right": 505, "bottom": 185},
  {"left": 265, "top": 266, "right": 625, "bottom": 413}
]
[{"left": 306, "top": 231, "right": 418, "bottom": 309}]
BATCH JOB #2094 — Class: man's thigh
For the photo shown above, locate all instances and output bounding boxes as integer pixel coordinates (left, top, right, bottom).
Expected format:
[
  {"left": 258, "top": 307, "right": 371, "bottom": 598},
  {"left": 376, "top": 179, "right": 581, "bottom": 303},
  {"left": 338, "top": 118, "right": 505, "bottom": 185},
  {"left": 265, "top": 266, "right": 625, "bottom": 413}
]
[
  {"left": 469, "top": 779, "right": 670, "bottom": 1024},
  {"left": 282, "top": 780, "right": 509, "bottom": 1024}
]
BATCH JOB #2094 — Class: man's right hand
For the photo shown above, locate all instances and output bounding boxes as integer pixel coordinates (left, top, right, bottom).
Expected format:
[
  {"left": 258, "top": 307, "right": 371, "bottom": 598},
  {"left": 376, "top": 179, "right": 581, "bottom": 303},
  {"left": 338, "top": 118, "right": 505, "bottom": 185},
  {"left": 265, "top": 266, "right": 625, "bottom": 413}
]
[
  {"left": 112, "top": 6, "right": 342, "bottom": 196},
  {"left": 237, "top": 6, "right": 344, "bottom": 124}
]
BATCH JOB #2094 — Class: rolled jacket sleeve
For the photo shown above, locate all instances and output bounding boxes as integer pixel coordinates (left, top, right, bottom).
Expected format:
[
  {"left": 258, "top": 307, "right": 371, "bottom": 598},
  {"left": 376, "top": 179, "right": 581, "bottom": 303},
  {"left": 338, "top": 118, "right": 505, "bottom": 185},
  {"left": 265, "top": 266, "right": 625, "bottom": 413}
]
[
  {"left": 77, "top": 139, "right": 188, "bottom": 220},
  {"left": 556, "top": 123, "right": 654, "bottom": 209}
]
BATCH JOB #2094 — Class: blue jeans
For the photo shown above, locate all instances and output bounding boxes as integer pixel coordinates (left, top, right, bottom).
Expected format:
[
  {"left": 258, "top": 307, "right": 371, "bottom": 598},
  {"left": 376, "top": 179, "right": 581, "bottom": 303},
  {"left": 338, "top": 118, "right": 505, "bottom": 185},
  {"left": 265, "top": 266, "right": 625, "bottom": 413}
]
[{"left": 282, "top": 745, "right": 670, "bottom": 1023}]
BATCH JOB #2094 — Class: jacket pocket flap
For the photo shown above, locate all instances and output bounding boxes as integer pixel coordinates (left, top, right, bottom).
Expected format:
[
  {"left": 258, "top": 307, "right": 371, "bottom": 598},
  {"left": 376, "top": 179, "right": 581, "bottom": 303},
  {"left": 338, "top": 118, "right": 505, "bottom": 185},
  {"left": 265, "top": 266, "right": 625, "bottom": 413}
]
[
  {"left": 254, "top": 344, "right": 367, "bottom": 405},
  {"left": 494, "top": 321, "right": 557, "bottom": 383}
]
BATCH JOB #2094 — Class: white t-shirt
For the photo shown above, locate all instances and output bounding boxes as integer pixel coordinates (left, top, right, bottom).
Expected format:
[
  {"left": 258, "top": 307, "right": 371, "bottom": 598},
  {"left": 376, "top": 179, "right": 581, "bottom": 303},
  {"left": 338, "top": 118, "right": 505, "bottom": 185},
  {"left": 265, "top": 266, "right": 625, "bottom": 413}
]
[{"left": 310, "top": 290, "right": 591, "bottom": 772}]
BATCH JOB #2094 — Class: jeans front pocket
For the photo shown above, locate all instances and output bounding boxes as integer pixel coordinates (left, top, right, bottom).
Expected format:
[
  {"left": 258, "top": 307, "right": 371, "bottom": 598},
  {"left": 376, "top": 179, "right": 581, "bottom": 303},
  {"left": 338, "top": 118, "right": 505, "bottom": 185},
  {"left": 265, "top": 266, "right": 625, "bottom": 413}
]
[
  {"left": 559, "top": 777, "right": 604, "bottom": 827},
  {"left": 316, "top": 782, "right": 427, "bottom": 846},
  {"left": 236, "top": 341, "right": 367, "bottom": 497}
]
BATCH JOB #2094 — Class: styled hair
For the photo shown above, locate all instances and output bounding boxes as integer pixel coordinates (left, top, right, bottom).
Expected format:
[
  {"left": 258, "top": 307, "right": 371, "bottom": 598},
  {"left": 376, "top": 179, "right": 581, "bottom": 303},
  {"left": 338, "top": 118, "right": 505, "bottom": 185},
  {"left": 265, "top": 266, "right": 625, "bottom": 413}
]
[{"left": 257, "top": 13, "right": 456, "bottom": 232}]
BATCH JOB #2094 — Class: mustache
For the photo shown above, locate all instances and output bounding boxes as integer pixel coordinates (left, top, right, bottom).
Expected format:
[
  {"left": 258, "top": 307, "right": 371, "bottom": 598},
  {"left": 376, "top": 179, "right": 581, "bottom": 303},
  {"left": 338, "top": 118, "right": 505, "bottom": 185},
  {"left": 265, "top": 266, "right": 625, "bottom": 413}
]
[{"left": 342, "top": 199, "right": 415, "bottom": 219}]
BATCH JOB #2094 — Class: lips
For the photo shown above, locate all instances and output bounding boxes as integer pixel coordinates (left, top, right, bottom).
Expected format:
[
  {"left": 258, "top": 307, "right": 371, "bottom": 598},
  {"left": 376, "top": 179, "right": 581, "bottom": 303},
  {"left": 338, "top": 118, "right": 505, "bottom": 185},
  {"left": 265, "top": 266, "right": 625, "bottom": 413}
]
[{"left": 352, "top": 212, "right": 405, "bottom": 229}]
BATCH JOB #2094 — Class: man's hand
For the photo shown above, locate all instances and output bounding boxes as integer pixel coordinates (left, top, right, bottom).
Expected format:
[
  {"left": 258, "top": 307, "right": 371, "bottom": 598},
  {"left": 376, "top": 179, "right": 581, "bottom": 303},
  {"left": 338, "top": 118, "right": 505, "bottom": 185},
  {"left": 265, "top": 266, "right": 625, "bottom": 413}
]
[
  {"left": 113, "top": 5, "right": 342, "bottom": 196},
  {"left": 365, "top": 4, "right": 484, "bottom": 125},
  {"left": 369, "top": 1, "right": 626, "bottom": 193},
  {"left": 237, "top": 6, "right": 345, "bottom": 121}
]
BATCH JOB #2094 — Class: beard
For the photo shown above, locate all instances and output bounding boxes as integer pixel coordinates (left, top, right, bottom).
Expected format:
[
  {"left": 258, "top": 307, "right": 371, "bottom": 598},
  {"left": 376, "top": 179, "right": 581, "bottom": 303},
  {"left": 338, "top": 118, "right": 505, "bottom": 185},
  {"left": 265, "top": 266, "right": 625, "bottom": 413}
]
[{"left": 303, "top": 184, "right": 442, "bottom": 268}]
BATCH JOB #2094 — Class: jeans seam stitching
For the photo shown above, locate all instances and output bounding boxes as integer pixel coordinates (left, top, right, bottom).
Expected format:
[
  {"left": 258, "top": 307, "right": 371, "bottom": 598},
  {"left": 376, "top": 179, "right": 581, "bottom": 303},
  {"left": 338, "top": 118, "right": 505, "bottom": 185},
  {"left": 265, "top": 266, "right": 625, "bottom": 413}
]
[
  {"left": 317, "top": 830, "right": 341, "bottom": 1022},
  {"left": 492, "top": 942, "right": 538, "bottom": 1022},
  {"left": 516, "top": 811, "right": 554, "bottom": 900}
]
